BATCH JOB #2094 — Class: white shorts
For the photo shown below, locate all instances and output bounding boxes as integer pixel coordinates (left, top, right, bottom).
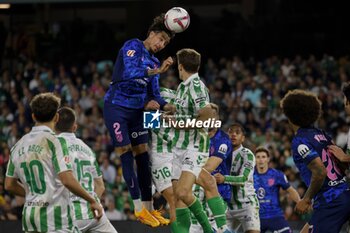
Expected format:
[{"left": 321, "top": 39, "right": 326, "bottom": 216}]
[
  {"left": 172, "top": 147, "right": 209, "bottom": 180},
  {"left": 226, "top": 205, "right": 260, "bottom": 232},
  {"left": 151, "top": 151, "right": 173, "bottom": 193},
  {"left": 75, "top": 214, "right": 118, "bottom": 233}
]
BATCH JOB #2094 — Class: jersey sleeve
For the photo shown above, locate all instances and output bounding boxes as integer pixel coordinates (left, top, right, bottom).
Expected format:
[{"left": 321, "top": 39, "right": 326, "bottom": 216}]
[
  {"left": 92, "top": 153, "right": 103, "bottom": 178},
  {"left": 6, "top": 156, "right": 18, "bottom": 178},
  {"left": 147, "top": 76, "right": 168, "bottom": 109},
  {"left": 293, "top": 139, "right": 319, "bottom": 165},
  {"left": 210, "top": 140, "right": 230, "bottom": 161},
  {"left": 277, "top": 170, "right": 290, "bottom": 190},
  {"left": 189, "top": 80, "right": 210, "bottom": 111},
  {"left": 224, "top": 150, "right": 255, "bottom": 186},
  {"left": 122, "top": 40, "right": 148, "bottom": 79},
  {"left": 48, "top": 137, "right": 72, "bottom": 174}
]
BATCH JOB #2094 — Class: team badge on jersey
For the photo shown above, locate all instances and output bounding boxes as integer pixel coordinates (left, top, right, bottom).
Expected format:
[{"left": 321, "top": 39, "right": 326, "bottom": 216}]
[
  {"left": 297, "top": 144, "right": 311, "bottom": 158},
  {"left": 218, "top": 144, "right": 228, "bottom": 155},
  {"left": 268, "top": 178, "right": 275, "bottom": 186},
  {"left": 126, "top": 50, "right": 136, "bottom": 57}
]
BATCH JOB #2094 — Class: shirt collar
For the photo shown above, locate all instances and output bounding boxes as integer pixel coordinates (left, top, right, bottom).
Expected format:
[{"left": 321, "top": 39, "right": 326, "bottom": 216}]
[
  {"left": 232, "top": 144, "right": 243, "bottom": 156},
  {"left": 31, "top": 125, "right": 54, "bottom": 134},
  {"left": 58, "top": 132, "right": 76, "bottom": 138},
  {"left": 182, "top": 73, "right": 199, "bottom": 86}
]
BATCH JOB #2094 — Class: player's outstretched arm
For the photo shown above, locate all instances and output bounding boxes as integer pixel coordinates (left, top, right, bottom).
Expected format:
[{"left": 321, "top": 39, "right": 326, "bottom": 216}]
[
  {"left": 286, "top": 186, "right": 301, "bottom": 203},
  {"left": 59, "top": 170, "right": 103, "bottom": 219},
  {"left": 94, "top": 177, "right": 105, "bottom": 199},
  {"left": 4, "top": 177, "right": 25, "bottom": 197},
  {"left": 295, "top": 157, "right": 326, "bottom": 214},
  {"left": 329, "top": 145, "right": 350, "bottom": 162},
  {"left": 203, "top": 156, "right": 223, "bottom": 173},
  {"left": 147, "top": 57, "right": 174, "bottom": 76}
]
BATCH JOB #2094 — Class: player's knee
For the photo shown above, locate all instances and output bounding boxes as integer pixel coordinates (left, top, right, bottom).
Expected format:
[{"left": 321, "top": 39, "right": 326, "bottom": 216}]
[
  {"left": 198, "top": 170, "right": 216, "bottom": 190},
  {"left": 115, "top": 145, "right": 132, "bottom": 155},
  {"left": 132, "top": 143, "right": 148, "bottom": 156},
  {"left": 202, "top": 175, "right": 217, "bottom": 190},
  {"left": 175, "top": 187, "right": 191, "bottom": 202}
]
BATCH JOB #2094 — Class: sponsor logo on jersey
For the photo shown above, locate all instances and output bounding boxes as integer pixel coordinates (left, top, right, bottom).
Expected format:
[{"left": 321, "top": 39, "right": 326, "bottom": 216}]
[
  {"left": 257, "top": 187, "right": 265, "bottom": 199},
  {"left": 126, "top": 50, "right": 136, "bottom": 57},
  {"left": 297, "top": 144, "right": 311, "bottom": 158}
]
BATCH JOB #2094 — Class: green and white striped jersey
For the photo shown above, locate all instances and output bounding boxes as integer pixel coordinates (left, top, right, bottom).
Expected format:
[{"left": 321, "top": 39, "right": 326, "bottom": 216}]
[
  {"left": 6, "top": 126, "right": 74, "bottom": 232},
  {"left": 151, "top": 87, "right": 176, "bottom": 153},
  {"left": 173, "top": 73, "right": 210, "bottom": 152},
  {"left": 58, "top": 132, "right": 102, "bottom": 221},
  {"left": 224, "top": 145, "right": 259, "bottom": 210}
]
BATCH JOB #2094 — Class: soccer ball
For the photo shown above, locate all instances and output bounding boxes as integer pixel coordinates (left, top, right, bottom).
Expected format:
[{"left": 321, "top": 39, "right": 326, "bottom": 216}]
[{"left": 164, "top": 7, "right": 190, "bottom": 33}]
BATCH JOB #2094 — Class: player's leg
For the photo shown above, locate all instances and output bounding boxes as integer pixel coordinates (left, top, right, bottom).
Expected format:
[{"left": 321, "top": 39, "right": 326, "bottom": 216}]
[
  {"left": 129, "top": 111, "right": 163, "bottom": 227},
  {"left": 175, "top": 149, "right": 213, "bottom": 233},
  {"left": 172, "top": 152, "right": 190, "bottom": 233},
  {"left": 150, "top": 152, "right": 173, "bottom": 225},
  {"left": 196, "top": 168, "right": 231, "bottom": 233},
  {"left": 103, "top": 105, "right": 151, "bottom": 225}
]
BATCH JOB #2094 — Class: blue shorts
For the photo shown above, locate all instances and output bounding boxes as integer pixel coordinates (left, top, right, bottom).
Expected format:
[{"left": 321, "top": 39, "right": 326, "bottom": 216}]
[
  {"left": 260, "top": 216, "right": 291, "bottom": 233},
  {"left": 309, "top": 189, "right": 350, "bottom": 233},
  {"left": 104, "top": 102, "right": 148, "bottom": 147}
]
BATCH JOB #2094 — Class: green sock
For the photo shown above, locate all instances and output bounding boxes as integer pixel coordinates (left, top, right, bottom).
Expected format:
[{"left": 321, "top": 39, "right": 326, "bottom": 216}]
[
  {"left": 170, "top": 221, "right": 181, "bottom": 233},
  {"left": 188, "top": 198, "right": 213, "bottom": 233},
  {"left": 175, "top": 208, "right": 191, "bottom": 233},
  {"left": 207, "top": 196, "right": 227, "bottom": 228}
]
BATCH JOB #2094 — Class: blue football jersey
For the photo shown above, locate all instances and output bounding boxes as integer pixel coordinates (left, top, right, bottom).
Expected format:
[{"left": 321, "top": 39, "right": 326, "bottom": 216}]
[
  {"left": 254, "top": 168, "right": 290, "bottom": 219},
  {"left": 210, "top": 129, "right": 233, "bottom": 203},
  {"left": 104, "top": 39, "right": 167, "bottom": 109},
  {"left": 292, "top": 127, "right": 348, "bottom": 208}
]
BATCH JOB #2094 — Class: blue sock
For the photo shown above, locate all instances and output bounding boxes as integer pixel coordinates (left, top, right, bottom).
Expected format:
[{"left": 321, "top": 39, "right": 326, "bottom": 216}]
[
  {"left": 120, "top": 151, "right": 140, "bottom": 200},
  {"left": 135, "top": 152, "right": 152, "bottom": 201}
]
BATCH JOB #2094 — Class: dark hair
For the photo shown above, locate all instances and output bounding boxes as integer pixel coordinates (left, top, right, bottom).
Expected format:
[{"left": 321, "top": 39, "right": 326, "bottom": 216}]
[
  {"left": 228, "top": 122, "right": 246, "bottom": 135},
  {"left": 176, "top": 48, "right": 201, "bottom": 73},
  {"left": 55, "top": 107, "right": 76, "bottom": 133},
  {"left": 30, "top": 93, "right": 61, "bottom": 123},
  {"left": 280, "top": 89, "right": 321, "bottom": 127},
  {"left": 255, "top": 147, "right": 270, "bottom": 157},
  {"left": 342, "top": 82, "right": 350, "bottom": 102},
  {"left": 148, "top": 14, "right": 175, "bottom": 39}
]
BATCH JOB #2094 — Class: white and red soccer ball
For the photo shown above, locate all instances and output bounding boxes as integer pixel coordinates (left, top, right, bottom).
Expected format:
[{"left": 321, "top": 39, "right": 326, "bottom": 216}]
[{"left": 164, "top": 7, "right": 190, "bottom": 33}]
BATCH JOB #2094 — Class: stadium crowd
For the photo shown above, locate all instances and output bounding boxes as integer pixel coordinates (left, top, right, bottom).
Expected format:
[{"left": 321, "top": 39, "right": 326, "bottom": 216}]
[{"left": 1, "top": 52, "right": 350, "bottom": 223}]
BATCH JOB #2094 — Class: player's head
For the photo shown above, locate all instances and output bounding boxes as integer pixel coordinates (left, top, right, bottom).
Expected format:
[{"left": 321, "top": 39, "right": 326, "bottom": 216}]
[
  {"left": 55, "top": 106, "right": 77, "bottom": 133},
  {"left": 30, "top": 93, "right": 61, "bottom": 124},
  {"left": 146, "top": 14, "right": 175, "bottom": 53},
  {"left": 280, "top": 89, "right": 321, "bottom": 128},
  {"left": 342, "top": 83, "right": 350, "bottom": 110},
  {"left": 255, "top": 147, "right": 270, "bottom": 170},
  {"left": 227, "top": 123, "right": 245, "bottom": 148},
  {"left": 176, "top": 48, "right": 201, "bottom": 79}
]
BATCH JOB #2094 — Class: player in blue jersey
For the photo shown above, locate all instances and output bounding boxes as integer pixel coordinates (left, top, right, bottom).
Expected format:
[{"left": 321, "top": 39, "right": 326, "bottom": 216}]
[
  {"left": 281, "top": 89, "right": 350, "bottom": 233},
  {"left": 103, "top": 14, "right": 176, "bottom": 227},
  {"left": 254, "top": 147, "right": 300, "bottom": 233}
]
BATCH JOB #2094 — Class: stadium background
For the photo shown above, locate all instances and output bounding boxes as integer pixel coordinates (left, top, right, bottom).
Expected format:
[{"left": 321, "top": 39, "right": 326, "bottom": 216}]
[{"left": 1, "top": 0, "right": 350, "bottom": 232}]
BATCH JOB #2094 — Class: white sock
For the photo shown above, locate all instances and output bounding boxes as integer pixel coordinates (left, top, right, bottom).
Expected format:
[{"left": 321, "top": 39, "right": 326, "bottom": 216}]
[
  {"left": 133, "top": 199, "right": 143, "bottom": 212},
  {"left": 143, "top": 201, "right": 154, "bottom": 211}
]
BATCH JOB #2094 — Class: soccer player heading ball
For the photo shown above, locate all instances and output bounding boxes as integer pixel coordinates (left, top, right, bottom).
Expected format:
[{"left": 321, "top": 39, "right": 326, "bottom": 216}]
[{"left": 103, "top": 13, "right": 176, "bottom": 227}]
